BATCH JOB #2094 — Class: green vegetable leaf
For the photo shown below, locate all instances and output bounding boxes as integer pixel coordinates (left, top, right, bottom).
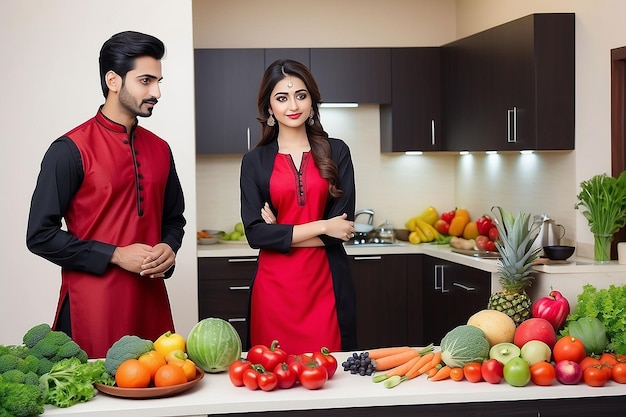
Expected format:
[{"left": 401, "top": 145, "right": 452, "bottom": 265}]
[{"left": 565, "top": 284, "right": 626, "bottom": 354}]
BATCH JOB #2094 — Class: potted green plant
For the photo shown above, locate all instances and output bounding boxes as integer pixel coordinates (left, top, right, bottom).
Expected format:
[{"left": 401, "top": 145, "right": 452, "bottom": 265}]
[{"left": 575, "top": 171, "right": 626, "bottom": 263}]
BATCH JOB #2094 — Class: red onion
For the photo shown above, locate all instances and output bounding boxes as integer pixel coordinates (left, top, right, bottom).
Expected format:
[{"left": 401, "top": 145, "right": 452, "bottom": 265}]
[{"left": 555, "top": 360, "right": 582, "bottom": 385}]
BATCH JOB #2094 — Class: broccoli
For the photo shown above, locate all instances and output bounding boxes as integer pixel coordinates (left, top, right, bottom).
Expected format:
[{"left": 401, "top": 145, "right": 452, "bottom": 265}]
[
  {"left": 0, "top": 355, "right": 18, "bottom": 374},
  {"left": 37, "top": 358, "right": 54, "bottom": 376},
  {"left": 56, "top": 340, "right": 81, "bottom": 360},
  {"left": 30, "top": 330, "right": 72, "bottom": 359},
  {"left": 76, "top": 349, "right": 88, "bottom": 364},
  {"left": 21, "top": 355, "right": 40, "bottom": 374},
  {"left": 23, "top": 371, "right": 39, "bottom": 386},
  {"left": 22, "top": 323, "right": 51, "bottom": 348},
  {"left": 104, "top": 335, "right": 154, "bottom": 376},
  {"left": 0, "top": 375, "right": 44, "bottom": 417},
  {"left": 0, "top": 347, "right": 9, "bottom": 358},
  {"left": 1, "top": 369, "right": 25, "bottom": 384}
]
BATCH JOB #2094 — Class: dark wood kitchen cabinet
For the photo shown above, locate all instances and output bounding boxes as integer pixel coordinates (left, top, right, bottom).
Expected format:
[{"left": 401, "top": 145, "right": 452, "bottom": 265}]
[
  {"left": 309, "top": 48, "right": 391, "bottom": 104},
  {"left": 197, "top": 256, "right": 258, "bottom": 348},
  {"left": 194, "top": 49, "right": 264, "bottom": 154},
  {"left": 380, "top": 47, "right": 442, "bottom": 152},
  {"left": 264, "top": 48, "right": 310, "bottom": 68},
  {"left": 349, "top": 254, "right": 422, "bottom": 350},
  {"left": 441, "top": 13, "right": 575, "bottom": 151},
  {"left": 421, "top": 255, "right": 491, "bottom": 344}
]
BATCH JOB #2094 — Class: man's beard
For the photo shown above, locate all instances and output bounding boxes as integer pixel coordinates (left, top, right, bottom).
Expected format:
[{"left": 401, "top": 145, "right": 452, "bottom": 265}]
[{"left": 119, "top": 85, "right": 157, "bottom": 118}]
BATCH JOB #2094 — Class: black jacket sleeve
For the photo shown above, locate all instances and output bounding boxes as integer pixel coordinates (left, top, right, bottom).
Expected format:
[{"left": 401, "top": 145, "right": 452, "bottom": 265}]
[{"left": 26, "top": 137, "right": 115, "bottom": 275}]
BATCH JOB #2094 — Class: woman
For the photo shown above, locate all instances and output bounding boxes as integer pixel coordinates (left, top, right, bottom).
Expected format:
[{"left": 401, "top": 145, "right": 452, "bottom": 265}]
[{"left": 240, "top": 59, "right": 357, "bottom": 354}]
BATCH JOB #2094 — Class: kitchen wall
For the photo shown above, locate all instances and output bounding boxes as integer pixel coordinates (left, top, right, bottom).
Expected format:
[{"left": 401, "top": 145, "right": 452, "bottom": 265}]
[{"left": 0, "top": 1, "right": 198, "bottom": 345}]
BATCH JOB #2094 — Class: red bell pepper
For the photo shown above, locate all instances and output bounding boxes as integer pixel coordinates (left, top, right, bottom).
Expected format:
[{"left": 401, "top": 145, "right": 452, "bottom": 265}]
[
  {"left": 441, "top": 210, "right": 456, "bottom": 223},
  {"left": 476, "top": 215, "right": 494, "bottom": 236},
  {"left": 531, "top": 290, "right": 571, "bottom": 330},
  {"left": 311, "top": 347, "right": 338, "bottom": 379},
  {"left": 246, "top": 339, "right": 288, "bottom": 372}
]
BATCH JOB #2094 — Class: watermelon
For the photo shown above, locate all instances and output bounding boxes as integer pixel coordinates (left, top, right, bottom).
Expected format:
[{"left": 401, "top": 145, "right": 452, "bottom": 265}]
[{"left": 186, "top": 317, "right": 242, "bottom": 373}]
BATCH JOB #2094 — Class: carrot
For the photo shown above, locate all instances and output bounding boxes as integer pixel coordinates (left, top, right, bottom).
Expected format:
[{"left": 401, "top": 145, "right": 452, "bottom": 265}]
[
  {"left": 403, "top": 352, "right": 435, "bottom": 380},
  {"left": 427, "top": 366, "right": 439, "bottom": 378},
  {"left": 373, "top": 349, "right": 420, "bottom": 372},
  {"left": 429, "top": 365, "right": 452, "bottom": 381},
  {"left": 372, "top": 355, "right": 421, "bottom": 383},
  {"left": 367, "top": 346, "right": 412, "bottom": 360},
  {"left": 417, "top": 350, "right": 441, "bottom": 374}
]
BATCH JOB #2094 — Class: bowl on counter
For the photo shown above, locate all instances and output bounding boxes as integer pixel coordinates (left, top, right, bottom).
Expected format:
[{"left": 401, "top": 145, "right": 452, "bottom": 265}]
[
  {"left": 543, "top": 245, "right": 575, "bottom": 261},
  {"left": 197, "top": 229, "right": 225, "bottom": 245}
]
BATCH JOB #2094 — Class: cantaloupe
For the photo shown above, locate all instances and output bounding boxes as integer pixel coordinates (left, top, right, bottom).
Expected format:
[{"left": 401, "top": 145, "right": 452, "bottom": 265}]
[{"left": 467, "top": 309, "right": 516, "bottom": 347}]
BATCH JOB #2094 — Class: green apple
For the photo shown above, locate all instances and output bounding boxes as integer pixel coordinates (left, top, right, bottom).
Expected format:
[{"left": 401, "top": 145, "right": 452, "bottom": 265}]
[
  {"left": 520, "top": 340, "right": 552, "bottom": 366},
  {"left": 230, "top": 231, "right": 242, "bottom": 241},
  {"left": 234, "top": 222, "right": 244, "bottom": 234},
  {"left": 489, "top": 342, "right": 521, "bottom": 365},
  {"left": 503, "top": 357, "right": 531, "bottom": 387}
]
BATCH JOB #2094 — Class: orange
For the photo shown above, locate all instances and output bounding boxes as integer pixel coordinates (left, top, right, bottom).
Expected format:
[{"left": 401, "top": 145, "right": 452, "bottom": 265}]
[
  {"left": 115, "top": 359, "right": 151, "bottom": 388},
  {"left": 154, "top": 363, "right": 187, "bottom": 387},
  {"left": 138, "top": 350, "right": 167, "bottom": 380}
]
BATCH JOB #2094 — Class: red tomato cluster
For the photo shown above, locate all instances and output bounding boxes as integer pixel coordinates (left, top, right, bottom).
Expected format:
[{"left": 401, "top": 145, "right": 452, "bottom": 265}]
[{"left": 228, "top": 341, "right": 337, "bottom": 391}]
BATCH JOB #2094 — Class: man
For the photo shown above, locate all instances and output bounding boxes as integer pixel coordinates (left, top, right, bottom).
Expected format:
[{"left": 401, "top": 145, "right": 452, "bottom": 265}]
[{"left": 26, "top": 31, "right": 186, "bottom": 358}]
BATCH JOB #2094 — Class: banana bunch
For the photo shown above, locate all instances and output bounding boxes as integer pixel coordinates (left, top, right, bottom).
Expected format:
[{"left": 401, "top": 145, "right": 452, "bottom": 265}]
[{"left": 407, "top": 218, "right": 441, "bottom": 244}]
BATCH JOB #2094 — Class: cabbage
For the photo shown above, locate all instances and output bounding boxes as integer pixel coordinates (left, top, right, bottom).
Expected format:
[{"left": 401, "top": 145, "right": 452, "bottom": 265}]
[
  {"left": 563, "top": 317, "right": 608, "bottom": 355},
  {"left": 440, "top": 325, "right": 490, "bottom": 368},
  {"left": 186, "top": 318, "right": 242, "bottom": 373}
]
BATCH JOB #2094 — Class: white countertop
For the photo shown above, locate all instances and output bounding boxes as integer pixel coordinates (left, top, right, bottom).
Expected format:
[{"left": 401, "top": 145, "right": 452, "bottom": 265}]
[
  {"left": 197, "top": 241, "right": 626, "bottom": 275},
  {"left": 42, "top": 351, "right": 626, "bottom": 416}
]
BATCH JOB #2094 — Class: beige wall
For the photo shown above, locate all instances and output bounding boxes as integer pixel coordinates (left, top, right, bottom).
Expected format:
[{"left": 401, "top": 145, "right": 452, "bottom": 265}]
[{"left": 1, "top": 1, "right": 198, "bottom": 344}]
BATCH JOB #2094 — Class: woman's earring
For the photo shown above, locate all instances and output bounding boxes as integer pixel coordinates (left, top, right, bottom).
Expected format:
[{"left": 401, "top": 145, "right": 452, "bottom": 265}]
[
  {"left": 267, "top": 114, "right": 276, "bottom": 127},
  {"left": 308, "top": 110, "right": 315, "bottom": 126}
]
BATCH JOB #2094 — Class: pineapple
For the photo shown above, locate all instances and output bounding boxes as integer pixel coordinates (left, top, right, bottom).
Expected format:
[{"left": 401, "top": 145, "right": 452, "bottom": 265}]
[{"left": 487, "top": 206, "right": 542, "bottom": 326}]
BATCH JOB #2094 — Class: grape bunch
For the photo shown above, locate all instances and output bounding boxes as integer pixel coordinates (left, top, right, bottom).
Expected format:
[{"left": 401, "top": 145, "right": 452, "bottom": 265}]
[{"left": 342, "top": 352, "right": 375, "bottom": 376}]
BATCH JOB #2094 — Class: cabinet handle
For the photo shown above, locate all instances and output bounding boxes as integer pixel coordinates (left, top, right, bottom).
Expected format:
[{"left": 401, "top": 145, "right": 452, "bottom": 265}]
[
  {"left": 353, "top": 256, "right": 382, "bottom": 261},
  {"left": 247, "top": 127, "right": 251, "bottom": 151},
  {"left": 228, "top": 258, "right": 258, "bottom": 263},
  {"left": 507, "top": 106, "right": 517, "bottom": 143},
  {"left": 228, "top": 318, "right": 246, "bottom": 323},
  {"left": 452, "top": 282, "right": 475, "bottom": 292},
  {"left": 431, "top": 119, "right": 436, "bottom": 145},
  {"left": 229, "top": 286, "right": 250, "bottom": 291},
  {"left": 433, "top": 264, "right": 449, "bottom": 293}
]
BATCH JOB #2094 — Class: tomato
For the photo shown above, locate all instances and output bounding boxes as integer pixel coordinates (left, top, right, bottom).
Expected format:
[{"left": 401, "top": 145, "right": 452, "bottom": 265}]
[
  {"left": 449, "top": 367, "right": 464, "bottom": 381},
  {"left": 273, "top": 362, "right": 297, "bottom": 389},
  {"left": 242, "top": 364, "right": 277, "bottom": 391},
  {"left": 612, "top": 362, "right": 626, "bottom": 383},
  {"left": 600, "top": 352, "right": 618, "bottom": 368},
  {"left": 463, "top": 362, "right": 483, "bottom": 383},
  {"left": 299, "top": 361, "right": 328, "bottom": 390},
  {"left": 481, "top": 359, "right": 503, "bottom": 384},
  {"left": 153, "top": 331, "right": 186, "bottom": 358},
  {"left": 529, "top": 361, "right": 556, "bottom": 386},
  {"left": 488, "top": 227, "right": 499, "bottom": 241},
  {"left": 441, "top": 210, "right": 456, "bottom": 223},
  {"left": 287, "top": 353, "right": 314, "bottom": 379},
  {"left": 553, "top": 336, "right": 586, "bottom": 363},
  {"left": 312, "top": 347, "right": 338, "bottom": 379},
  {"left": 583, "top": 366, "right": 608, "bottom": 387},
  {"left": 475, "top": 235, "right": 490, "bottom": 251},
  {"left": 484, "top": 240, "right": 497, "bottom": 252},
  {"left": 476, "top": 215, "right": 494, "bottom": 235},
  {"left": 228, "top": 359, "right": 252, "bottom": 387},
  {"left": 579, "top": 356, "right": 601, "bottom": 371}
]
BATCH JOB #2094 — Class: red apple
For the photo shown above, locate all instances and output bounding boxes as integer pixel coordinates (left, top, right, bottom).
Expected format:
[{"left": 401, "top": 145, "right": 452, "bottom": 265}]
[
  {"left": 513, "top": 318, "right": 557, "bottom": 349},
  {"left": 488, "top": 227, "right": 499, "bottom": 241},
  {"left": 434, "top": 219, "right": 450, "bottom": 235},
  {"left": 485, "top": 240, "right": 497, "bottom": 252}
]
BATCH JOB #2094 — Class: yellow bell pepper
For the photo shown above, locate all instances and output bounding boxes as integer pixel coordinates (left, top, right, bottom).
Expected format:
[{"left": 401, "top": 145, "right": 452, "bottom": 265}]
[{"left": 417, "top": 206, "right": 439, "bottom": 226}]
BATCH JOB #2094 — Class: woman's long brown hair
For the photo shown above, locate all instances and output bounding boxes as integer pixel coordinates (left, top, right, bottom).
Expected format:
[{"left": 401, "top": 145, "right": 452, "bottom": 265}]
[{"left": 256, "top": 59, "right": 342, "bottom": 198}]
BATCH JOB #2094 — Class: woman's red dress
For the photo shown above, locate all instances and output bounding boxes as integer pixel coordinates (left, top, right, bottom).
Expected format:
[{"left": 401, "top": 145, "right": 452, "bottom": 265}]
[{"left": 249, "top": 152, "right": 341, "bottom": 354}]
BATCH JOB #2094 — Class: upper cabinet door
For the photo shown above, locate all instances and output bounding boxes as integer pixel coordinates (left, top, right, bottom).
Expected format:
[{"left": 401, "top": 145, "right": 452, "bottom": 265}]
[
  {"left": 380, "top": 47, "right": 442, "bottom": 152},
  {"left": 310, "top": 48, "right": 391, "bottom": 104},
  {"left": 194, "top": 49, "right": 265, "bottom": 154},
  {"left": 442, "top": 13, "right": 575, "bottom": 151},
  {"left": 264, "top": 48, "right": 310, "bottom": 68}
]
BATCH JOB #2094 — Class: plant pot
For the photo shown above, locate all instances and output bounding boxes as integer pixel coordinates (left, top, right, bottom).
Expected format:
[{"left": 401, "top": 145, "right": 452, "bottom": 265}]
[{"left": 593, "top": 233, "right": 613, "bottom": 264}]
